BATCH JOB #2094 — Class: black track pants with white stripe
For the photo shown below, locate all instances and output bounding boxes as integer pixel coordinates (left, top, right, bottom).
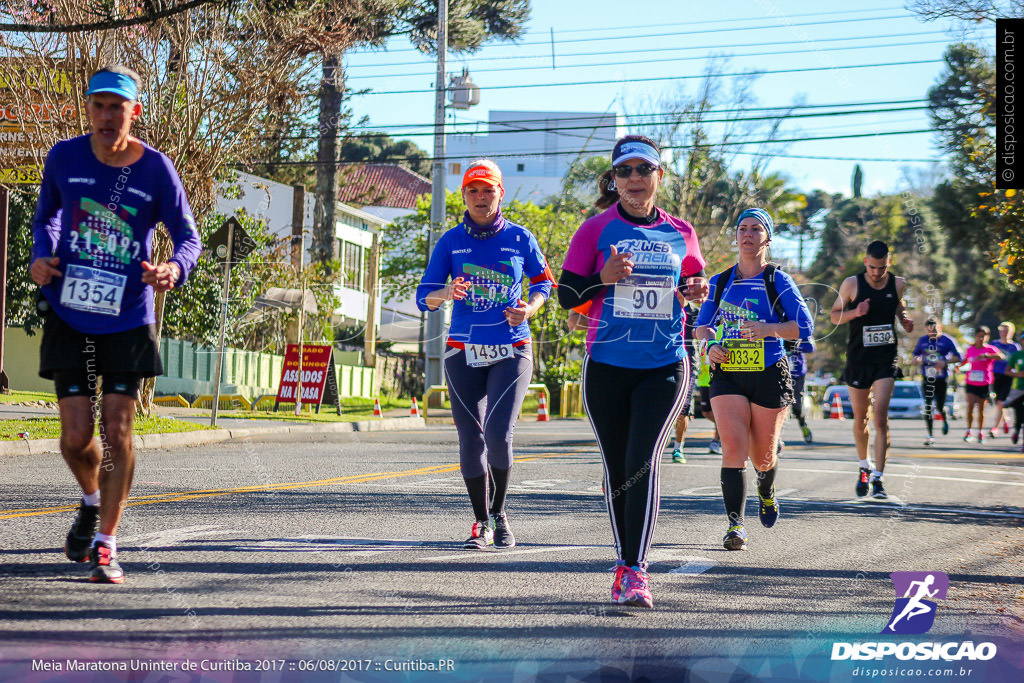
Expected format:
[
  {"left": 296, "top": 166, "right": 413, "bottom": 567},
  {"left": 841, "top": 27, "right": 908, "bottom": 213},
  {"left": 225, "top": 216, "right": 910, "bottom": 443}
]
[{"left": 582, "top": 356, "right": 689, "bottom": 568}]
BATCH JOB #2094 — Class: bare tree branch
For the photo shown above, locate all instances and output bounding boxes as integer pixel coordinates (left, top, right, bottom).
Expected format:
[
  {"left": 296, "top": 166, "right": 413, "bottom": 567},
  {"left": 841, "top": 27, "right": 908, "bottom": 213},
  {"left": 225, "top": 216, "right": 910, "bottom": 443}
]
[{"left": 0, "top": 0, "right": 230, "bottom": 33}]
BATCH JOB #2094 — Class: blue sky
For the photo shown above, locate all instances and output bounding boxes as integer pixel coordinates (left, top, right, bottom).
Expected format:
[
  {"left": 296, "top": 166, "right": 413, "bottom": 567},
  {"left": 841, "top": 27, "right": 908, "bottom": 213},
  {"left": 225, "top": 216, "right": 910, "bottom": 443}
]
[{"left": 343, "top": 1, "right": 993, "bottom": 202}]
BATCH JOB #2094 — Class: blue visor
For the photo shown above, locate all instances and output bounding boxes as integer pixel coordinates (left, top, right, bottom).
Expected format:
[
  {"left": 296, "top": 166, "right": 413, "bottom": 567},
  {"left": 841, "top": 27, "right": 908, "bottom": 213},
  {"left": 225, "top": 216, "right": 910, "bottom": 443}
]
[
  {"left": 612, "top": 140, "right": 661, "bottom": 167},
  {"left": 85, "top": 71, "right": 138, "bottom": 101}
]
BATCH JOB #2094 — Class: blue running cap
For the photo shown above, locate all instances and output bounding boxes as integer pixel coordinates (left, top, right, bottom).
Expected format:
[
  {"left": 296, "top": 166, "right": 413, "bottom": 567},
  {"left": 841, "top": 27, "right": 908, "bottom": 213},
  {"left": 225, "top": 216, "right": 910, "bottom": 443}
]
[{"left": 86, "top": 71, "right": 138, "bottom": 101}]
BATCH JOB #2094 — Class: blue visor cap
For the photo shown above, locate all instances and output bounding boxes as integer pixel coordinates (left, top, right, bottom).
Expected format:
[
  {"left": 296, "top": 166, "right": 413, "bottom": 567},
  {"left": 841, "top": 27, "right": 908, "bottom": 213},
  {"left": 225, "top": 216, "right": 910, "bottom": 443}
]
[
  {"left": 612, "top": 140, "right": 661, "bottom": 167},
  {"left": 85, "top": 71, "right": 138, "bottom": 101}
]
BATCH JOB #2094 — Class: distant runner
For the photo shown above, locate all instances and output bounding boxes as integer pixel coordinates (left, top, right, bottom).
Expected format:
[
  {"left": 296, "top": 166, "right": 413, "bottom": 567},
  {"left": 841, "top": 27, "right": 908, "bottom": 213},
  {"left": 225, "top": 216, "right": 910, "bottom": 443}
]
[
  {"left": 829, "top": 240, "right": 913, "bottom": 500},
  {"left": 989, "top": 322, "right": 1021, "bottom": 439},
  {"left": 960, "top": 326, "right": 1003, "bottom": 444},
  {"left": 912, "top": 317, "right": 962, "bottom": 446}
]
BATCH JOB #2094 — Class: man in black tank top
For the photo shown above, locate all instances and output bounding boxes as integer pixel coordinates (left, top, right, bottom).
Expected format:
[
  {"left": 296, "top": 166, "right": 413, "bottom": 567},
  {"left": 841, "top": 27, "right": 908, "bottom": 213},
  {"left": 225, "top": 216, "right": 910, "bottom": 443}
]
[{"left": 829, "top": 241, "right": 914, "bottom": 500}]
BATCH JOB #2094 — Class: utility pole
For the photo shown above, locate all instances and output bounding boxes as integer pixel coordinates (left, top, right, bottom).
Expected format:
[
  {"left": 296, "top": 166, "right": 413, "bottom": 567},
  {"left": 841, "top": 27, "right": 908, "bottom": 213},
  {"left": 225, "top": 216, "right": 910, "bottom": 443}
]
[
  {"left": 424, "top": 0, "right": 448, "bottom": 396},
  {"left": 210, "top": 220, "right": 235, "bottom": 427}
]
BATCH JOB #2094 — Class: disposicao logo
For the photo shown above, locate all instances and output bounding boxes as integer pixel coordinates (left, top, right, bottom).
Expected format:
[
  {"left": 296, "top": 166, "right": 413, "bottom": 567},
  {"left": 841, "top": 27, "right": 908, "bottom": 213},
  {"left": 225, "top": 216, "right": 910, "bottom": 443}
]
[
  {"left": 830, "top": 571, "right": 998, "bottom": 663},
  {"left": 884, "top": 571, "right": 948, "bottom": 635}
]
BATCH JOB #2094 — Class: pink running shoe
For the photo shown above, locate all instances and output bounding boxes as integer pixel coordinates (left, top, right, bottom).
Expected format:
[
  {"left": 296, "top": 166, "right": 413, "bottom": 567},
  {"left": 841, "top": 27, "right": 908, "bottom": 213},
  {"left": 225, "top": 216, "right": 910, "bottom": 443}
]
[
  {"left": 621, "top": 566, "right": 653, "bottom": 608},
  {"left": 611, "top": 564, "right": 627, "bottom": 603}
]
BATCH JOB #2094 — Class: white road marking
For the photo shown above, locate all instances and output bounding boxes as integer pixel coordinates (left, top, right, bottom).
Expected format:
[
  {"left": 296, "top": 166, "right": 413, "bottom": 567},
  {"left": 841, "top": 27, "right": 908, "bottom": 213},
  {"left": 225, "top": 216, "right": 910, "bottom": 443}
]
[
  {"left": 122, "top": 525, "right": 242, "bottom": 547},
  {"left": 427, "top": 544, "right": 607, "bottom": 562},
  {"left": 666, "top": 462, "right": 1024, "bottom": 487},
  {"left": 229, "top": 537, "right": 426, "bottom": 554},
  {"left": 666, "top": 557, "right": 718, "bottom": 575},
  {"left": 789, "top": 497, "right": 1024, "bottom": 519}
]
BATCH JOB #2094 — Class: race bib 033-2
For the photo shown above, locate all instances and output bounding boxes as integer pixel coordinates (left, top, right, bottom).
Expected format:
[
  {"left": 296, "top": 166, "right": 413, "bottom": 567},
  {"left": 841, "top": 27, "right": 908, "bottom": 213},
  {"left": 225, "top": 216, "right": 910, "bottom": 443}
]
[{"left": 720, "top": 339, "right": 765, "bottom": 372}]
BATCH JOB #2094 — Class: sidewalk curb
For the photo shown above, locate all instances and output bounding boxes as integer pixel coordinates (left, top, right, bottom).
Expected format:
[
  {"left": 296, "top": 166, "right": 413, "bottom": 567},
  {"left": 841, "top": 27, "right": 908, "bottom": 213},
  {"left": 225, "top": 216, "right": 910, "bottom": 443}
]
[{"left": 0, "top": 417, "right": 428, "bottom": 456}]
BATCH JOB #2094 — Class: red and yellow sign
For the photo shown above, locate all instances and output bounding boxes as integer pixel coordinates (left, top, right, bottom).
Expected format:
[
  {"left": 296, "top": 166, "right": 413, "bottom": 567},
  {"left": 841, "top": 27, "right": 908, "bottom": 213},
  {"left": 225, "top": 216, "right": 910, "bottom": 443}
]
[{"left": 276, "top": 344, "right": 334, "bottom": 405}]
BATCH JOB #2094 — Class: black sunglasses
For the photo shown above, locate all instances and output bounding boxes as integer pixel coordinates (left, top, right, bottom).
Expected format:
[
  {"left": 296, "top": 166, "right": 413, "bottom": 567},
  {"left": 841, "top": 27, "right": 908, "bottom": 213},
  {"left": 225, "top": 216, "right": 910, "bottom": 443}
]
[{"left": 613, "top": 163, "right": 658, "bottom": 179}]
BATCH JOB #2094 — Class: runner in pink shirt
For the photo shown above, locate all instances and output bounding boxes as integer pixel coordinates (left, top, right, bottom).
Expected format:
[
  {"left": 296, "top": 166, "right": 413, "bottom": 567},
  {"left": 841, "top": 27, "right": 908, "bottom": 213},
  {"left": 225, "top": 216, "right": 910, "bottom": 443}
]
[{"left": 960, "top": 326, "right": 1004, "bottom": 444}]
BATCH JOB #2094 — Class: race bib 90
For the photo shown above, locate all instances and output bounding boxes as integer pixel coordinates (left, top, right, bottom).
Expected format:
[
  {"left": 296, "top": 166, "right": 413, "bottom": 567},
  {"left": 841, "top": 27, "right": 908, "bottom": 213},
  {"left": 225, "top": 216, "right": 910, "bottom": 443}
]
[
  {"left": 465, "top": 344, "right": 513, "bottom": 368},
  {"left": 613, "top": 274, "right": 674, "bottom": 320},
  {"left": 59, "top": 265, "right": 126, "bottom": 316},
  {"left": 863, "top": 324, "right": 895, "bottom": 347}
]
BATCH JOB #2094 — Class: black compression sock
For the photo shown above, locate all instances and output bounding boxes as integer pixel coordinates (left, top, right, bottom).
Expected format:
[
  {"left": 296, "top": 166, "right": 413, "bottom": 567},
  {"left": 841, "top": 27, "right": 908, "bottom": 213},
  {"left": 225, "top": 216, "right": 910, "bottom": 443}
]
[
  {"left": 464, "top": 474, "right": 489, "bottom": 522},
  {"left": 720, "top": 467, "right": 747, "bottom": 526},
  {"left": 488, "top": 467, "right": 511, "bottom": 516},
  {"left": 924, "top": 412, "right": 933, "bottom": 436},
  {"left": 756, "top": 465, "right": 777, "bottom": 500}
]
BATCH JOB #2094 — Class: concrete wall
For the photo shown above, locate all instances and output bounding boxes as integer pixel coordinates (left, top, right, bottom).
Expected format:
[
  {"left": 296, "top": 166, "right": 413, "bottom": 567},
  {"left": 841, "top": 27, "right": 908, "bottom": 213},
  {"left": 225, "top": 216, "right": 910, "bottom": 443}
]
[{"left": 3, "top": 327, "right": 52, "bottom": 393}]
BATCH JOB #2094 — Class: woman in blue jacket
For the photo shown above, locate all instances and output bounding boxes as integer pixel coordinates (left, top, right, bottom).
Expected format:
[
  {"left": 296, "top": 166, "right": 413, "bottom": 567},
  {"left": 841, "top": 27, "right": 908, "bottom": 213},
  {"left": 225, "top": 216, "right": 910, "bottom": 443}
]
[
  {"left": 696, "top": 209, "right": 814, "bottom": 551},
  {"left": 417, "top": 160, "right": 554, "bottom": 551}
]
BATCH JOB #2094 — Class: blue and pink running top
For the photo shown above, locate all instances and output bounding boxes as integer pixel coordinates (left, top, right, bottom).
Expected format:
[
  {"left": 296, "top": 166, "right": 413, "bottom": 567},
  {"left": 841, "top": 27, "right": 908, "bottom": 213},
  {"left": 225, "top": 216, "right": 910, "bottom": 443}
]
[{"left": 562, "top": 205, "right": 705, "bottom": 369}]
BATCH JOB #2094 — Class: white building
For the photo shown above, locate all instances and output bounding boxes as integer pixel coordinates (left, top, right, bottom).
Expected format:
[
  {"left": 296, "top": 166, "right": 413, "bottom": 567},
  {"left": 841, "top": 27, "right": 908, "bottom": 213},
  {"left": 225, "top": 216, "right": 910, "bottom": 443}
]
[
  {"left": 216, "top": 171, "right": 384, "bottom": 327},
  {"left": 445, "top": 110, "right": 620, "bottom": 203}
]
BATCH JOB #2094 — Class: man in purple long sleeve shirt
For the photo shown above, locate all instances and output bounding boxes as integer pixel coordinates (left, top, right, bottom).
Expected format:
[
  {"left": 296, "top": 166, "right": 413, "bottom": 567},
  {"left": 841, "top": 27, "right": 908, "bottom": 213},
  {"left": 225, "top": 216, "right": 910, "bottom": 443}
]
[{"left": 28, "top": 65, "right": 201, "bottom": 584}]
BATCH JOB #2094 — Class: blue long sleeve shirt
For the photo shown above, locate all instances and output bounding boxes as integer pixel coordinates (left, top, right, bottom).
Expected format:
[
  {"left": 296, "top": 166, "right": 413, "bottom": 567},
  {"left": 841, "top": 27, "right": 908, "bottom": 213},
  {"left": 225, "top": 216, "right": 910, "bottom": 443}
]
[
  {"left": 32, "top": 135, "right": 201, "bottom": 334},
  {"left": 696, "top": 266, "right": 814, "bottom": 367},
  {"left": 416, "top": 220, "right": 553, "bottom": 346}
]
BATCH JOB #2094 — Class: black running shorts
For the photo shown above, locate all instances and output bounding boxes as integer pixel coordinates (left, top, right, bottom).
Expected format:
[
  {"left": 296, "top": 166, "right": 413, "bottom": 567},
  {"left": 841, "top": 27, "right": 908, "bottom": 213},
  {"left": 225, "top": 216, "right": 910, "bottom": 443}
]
[
  {"left": 842, "top": 361, "right": 903, "bottom": 390},
  {"left": 964, "top": 384, "right": 990, "bottom": 400},
  {"left": 992, "top": 374, "right": 1013, "bottom": 402},
  {"left": 39, "top": 310, "right": 163, "bottom": 381},
  {"left": 709, "top": 358, "right": 794, "bottom": 410}
]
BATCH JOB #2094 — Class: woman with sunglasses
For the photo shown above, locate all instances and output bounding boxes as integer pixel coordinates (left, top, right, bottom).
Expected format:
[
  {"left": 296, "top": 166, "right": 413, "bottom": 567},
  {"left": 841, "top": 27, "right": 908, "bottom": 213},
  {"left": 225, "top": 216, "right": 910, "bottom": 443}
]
[
  {"left": 695, "top": 209, "right": 814, "bottom": 551},
  {"left": 558, "top": 135, "right": 708, "bottom": 608},
  {"left": 417, "top": 160, "right": 555, "bottom": 550}
]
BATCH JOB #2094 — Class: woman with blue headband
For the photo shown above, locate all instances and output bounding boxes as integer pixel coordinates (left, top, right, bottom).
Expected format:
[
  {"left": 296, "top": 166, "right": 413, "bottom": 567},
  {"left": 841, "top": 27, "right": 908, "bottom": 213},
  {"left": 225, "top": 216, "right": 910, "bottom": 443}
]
[{"left": 695, "top": 208, "right": 814, "bottom": 551}]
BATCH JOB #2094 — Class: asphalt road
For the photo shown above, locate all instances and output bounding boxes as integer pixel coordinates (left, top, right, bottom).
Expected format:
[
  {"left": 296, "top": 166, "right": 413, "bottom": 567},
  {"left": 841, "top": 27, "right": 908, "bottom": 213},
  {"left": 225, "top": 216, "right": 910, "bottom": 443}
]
[{"left": 1, "top": 416, "right": 1022, "bottom": 682}]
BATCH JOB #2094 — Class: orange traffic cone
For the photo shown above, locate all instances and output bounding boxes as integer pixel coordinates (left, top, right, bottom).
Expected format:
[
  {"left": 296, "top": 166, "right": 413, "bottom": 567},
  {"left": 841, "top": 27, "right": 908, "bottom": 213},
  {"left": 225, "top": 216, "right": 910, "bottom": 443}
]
[
  {"left": 537, "top": 393, "right": 549, "bottom": 422},
  {"left": 934, "top": 409, "right": 943, "bottom": 423},
  {"left": 410, "top": 397, "right": 421, "bottom": 418},
  {"left": 830, "top": 393, "right": 846, "bottom": 420},
  {"left": 373, "top": 398, "right": 383, "bottom": 418}
]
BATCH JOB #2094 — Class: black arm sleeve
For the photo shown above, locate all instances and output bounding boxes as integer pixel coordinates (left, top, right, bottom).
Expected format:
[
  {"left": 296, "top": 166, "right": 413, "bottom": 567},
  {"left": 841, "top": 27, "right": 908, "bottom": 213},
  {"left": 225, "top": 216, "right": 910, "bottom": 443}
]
[{"left": 557, "top": 269, "right": 606, "bottom": 309}]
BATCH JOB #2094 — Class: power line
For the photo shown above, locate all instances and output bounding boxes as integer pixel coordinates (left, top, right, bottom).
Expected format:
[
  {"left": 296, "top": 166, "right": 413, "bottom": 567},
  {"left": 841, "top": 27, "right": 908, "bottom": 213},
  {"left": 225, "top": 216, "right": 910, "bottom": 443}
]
[
  {"left": 355, "top": 59, "right": 943, "bottom": 96},
  {"left": 447, "top": 99, "right": 932, "bottom": 129},
  {"left": 345, "top": 29, "right": 975, "bottom": 68},
  {"left": 348, "top": 38, "right": 967, "bottom": 80},
  {"left": 289, "top": 98, "right": 931, "bottom": 136},
  {"left": 348, "top": 12, "right": 917, "bottom": 54},
  {"left": 528, "top": 6, "right": 907, "bottom": 36},
  {"left": 268, "top": 105, "right": 932, "bottom": 142},
  {"left": 729, "top": 150, "right": 942, "bottom": 162},
  {"left": 244, "top": 128, "right": 950, "bottom": 166}
]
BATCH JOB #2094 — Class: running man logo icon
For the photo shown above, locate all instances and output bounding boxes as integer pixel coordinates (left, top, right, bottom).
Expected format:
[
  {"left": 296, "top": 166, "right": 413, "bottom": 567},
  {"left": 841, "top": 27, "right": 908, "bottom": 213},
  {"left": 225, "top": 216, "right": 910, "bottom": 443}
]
[{"left": 882, "top": 571, "right": 949, "bottom": 634}]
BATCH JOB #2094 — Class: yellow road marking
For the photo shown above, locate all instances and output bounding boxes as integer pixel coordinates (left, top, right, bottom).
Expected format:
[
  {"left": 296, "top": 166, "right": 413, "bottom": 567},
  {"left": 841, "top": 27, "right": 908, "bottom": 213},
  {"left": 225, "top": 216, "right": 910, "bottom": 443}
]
[{"left": 0, "top": 450, "right": 590, "bottom": 521}]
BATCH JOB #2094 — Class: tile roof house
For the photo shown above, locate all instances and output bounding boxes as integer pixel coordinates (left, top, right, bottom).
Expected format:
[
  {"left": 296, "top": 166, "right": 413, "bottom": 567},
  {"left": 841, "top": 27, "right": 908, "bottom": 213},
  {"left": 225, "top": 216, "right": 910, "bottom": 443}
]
[{"left": 338, "top": 163, "right": 431, "bottom": 221}]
